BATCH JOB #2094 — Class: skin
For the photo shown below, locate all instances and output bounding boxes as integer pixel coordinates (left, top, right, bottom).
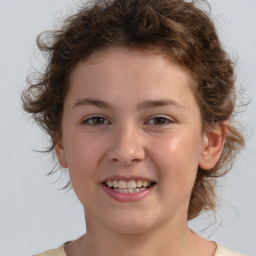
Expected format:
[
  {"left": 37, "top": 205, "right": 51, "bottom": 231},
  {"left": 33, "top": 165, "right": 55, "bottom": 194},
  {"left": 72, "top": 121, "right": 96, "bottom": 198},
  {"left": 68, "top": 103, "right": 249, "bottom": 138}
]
[{"left": 55, "top": 47, "right": 226, "bottom": 256}]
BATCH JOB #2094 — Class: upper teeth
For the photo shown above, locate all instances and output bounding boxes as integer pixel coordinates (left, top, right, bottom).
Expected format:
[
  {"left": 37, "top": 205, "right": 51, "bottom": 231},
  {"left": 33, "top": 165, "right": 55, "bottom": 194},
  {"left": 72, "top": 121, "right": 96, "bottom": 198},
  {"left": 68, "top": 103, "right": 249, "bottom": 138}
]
[{"left": 105, "top": 180, "right": 151, "bottom": 189}]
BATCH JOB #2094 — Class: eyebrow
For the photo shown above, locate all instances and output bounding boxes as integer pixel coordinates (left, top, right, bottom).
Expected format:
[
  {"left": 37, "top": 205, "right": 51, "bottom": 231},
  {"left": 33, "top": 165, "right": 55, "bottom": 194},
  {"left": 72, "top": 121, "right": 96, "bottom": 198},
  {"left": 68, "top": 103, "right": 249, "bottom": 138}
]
[
  {"left": 73, "top": 98, "right": 185, "bottom": 110},
  {"left": 137, "top": 99, "right": 185, "bottom": 110},
  {"left": 73, "top": 98, "right": 113, "bottom": 109}
]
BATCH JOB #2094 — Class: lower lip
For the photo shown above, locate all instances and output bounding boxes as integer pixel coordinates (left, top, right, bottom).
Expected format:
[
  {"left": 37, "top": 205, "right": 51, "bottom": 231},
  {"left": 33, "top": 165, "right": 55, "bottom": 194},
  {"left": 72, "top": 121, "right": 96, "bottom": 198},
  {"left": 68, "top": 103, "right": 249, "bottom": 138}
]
[{"left": 101, "top": 184, "right": 155, "bottom": 202}]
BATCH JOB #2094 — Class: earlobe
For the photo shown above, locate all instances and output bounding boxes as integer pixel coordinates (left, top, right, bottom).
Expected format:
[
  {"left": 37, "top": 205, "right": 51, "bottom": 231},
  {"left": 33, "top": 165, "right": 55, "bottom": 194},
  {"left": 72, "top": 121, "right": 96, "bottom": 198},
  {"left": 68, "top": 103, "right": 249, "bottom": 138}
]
[
  {"left": 199, "top": 122, "right": 227, "bottom": 170},
  {"left": 54, "top": 140, "right": 68, "bottom": 168}
]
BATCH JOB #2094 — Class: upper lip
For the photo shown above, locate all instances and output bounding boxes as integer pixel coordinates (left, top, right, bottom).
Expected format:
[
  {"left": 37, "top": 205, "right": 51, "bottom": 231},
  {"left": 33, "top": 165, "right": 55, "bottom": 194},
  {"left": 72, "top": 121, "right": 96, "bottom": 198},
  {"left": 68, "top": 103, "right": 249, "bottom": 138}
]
[{"left": 101, "top": 175, "right": 156, "bottom": 183}]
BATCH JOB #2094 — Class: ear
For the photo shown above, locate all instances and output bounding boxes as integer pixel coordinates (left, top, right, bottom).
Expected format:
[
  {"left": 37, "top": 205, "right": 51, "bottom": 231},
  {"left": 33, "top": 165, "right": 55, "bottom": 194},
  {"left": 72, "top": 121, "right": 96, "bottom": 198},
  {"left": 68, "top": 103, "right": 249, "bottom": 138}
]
[
  {"left": 54, "top": 139, "right": 68, "bottom": 168},
  {"left": 199, "top": 122, "right": 227, "bottom": 170}
]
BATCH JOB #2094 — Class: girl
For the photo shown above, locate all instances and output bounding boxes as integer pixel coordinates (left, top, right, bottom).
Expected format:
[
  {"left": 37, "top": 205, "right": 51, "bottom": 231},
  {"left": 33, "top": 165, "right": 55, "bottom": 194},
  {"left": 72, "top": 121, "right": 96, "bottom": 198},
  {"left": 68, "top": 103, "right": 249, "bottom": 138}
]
[{"left": 22, "top": 0, "right": 246, "bottom": 255}]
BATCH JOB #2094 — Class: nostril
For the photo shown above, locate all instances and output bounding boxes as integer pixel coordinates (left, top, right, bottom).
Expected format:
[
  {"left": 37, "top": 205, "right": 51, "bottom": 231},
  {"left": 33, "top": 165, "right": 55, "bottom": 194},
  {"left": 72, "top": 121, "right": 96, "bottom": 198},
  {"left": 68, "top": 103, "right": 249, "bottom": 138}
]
[
  {"left": 109, "top": 154, "right": 145, "bottom": 165},
  {"left": 131, "top": 158, "right": 142, "bottom": 163}
]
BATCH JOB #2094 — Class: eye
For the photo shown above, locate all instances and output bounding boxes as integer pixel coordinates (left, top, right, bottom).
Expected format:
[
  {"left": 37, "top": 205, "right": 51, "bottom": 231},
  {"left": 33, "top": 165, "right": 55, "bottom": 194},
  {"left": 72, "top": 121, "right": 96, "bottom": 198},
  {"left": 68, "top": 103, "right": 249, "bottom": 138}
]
[
  {"left": 146, "top": 116, "right": 174, "bottom": 126},
  {"left": 82, "top": 116, "right": 110, "bottom": 126}
]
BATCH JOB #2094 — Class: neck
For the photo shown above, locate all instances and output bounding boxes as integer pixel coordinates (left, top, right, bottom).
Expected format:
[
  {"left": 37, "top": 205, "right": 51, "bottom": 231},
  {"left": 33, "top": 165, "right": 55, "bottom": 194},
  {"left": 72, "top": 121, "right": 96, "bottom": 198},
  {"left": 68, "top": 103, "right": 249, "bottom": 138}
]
[{"left": 79, "top": 213, "right": 197, "bottom": 256}]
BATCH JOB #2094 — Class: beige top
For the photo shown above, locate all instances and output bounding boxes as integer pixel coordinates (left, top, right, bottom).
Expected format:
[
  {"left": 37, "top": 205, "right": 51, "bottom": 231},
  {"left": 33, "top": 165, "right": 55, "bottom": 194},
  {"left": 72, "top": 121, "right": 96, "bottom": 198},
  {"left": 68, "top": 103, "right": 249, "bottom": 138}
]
[{"left": 34, "top": 242, "right": 247, "bottom": 256}]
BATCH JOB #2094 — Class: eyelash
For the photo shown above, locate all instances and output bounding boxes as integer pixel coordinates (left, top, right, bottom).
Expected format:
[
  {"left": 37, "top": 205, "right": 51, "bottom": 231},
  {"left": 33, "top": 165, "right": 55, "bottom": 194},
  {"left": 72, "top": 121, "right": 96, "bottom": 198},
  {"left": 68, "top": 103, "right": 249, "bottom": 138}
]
[
  {"left": 146, "top": 116, "right": 174, "bottom": 126},
  {"left": 81, "top": 115, "right": 174, "bottom": 127},
  {"left": 82, "top": 116, "right": 110, "bottom": 126}
]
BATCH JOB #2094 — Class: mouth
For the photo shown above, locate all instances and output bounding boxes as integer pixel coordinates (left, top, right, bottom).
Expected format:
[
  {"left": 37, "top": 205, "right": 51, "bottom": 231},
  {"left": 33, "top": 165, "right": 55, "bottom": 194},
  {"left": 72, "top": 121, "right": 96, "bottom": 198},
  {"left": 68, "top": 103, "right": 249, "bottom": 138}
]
[{"left": 102, "top": 179, "right": 156, "bottom": 194}]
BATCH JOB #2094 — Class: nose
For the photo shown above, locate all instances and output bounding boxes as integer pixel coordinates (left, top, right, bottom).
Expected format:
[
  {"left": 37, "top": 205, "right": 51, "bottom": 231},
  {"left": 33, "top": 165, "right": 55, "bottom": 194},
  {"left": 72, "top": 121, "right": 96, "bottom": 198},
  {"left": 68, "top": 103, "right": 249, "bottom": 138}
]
[{"left": 107, "top": 124, "right": 145, "bottom": 165}]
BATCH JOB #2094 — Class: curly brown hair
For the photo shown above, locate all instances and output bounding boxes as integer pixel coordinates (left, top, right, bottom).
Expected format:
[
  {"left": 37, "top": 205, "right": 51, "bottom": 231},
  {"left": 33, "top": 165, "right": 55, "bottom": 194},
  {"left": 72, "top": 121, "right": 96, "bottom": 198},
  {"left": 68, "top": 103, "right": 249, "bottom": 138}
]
[{"left": 22, "top": 0, "right": 244, "bottom": 220}]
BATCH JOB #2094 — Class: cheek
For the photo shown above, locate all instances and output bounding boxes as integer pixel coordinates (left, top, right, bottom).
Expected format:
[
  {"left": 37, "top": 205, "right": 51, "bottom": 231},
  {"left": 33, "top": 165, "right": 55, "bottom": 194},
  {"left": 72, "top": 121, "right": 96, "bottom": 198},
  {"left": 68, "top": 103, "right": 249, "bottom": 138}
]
[
  {"left": 65, "top": 133, "right": 103, "bottom": 165},
  {"left": 151, "top": 134, "right": 202, "bottom": 189},
  {"left": 64, "top": 135, "right": 105, "bottom": 196}
]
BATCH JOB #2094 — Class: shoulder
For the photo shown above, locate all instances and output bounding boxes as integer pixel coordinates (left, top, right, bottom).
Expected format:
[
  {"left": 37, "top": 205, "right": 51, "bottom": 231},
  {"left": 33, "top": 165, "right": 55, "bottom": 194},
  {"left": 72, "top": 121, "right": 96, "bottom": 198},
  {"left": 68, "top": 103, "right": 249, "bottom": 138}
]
[
  {"left": 215, "top": 243, "right": 247, "bottom": 256},
  {"left": 34, "top": 243, "right": 67, "bottom": 256}
]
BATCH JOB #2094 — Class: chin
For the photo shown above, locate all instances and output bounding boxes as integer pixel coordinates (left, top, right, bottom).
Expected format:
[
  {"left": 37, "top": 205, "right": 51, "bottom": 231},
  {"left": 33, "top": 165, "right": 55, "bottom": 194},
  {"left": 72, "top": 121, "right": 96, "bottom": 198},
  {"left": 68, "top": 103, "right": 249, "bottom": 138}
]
[{"left": 105, "top": 211, "right": 160, "bottom": 235}]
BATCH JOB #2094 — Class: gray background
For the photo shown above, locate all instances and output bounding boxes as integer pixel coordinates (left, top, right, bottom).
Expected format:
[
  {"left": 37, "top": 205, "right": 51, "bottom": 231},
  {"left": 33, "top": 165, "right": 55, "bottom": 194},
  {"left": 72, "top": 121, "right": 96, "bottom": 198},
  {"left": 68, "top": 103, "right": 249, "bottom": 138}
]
[{"left": 0, "top": 0, "right": 255, "bottom": 255}]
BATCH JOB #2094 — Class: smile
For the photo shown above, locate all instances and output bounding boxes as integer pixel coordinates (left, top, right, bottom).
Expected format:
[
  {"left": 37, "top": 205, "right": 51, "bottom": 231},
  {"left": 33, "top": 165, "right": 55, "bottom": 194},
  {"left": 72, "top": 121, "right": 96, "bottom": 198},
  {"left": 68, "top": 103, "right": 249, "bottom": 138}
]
[{"left": 103, "top": 179, "right": 155, "bottom": 194}]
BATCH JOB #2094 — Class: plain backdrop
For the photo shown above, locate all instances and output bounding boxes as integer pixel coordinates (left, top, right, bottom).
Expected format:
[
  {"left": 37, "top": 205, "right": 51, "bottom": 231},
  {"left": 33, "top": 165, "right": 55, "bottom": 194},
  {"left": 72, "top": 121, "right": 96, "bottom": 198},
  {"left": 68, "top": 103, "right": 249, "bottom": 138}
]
[{"left": 0, "top": 0, "right": 255, "bottom": 255}]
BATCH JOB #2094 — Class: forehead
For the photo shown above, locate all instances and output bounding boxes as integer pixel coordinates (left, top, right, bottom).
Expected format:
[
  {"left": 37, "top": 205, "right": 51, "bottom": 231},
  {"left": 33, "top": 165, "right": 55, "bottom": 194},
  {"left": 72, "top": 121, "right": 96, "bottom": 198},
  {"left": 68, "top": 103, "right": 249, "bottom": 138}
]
[{"left": 69, "top": 46, "right": 194, "bottom": 92}]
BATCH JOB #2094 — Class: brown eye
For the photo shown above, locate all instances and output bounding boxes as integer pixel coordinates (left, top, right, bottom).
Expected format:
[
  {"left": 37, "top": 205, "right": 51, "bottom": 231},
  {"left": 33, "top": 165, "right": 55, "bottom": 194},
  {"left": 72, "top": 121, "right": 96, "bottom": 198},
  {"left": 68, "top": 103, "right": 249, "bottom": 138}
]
[
  {"left": 147, "top": 116, "right": 173, "bottom": 126},
  {"left": 82, "top": 116, "right": 109, "bottom": 126},
  {"left": 153, "top": 117, "right": 168, "bottom": 125},
  {"left": 92, "top": 117, "right": 106, "bottom": 125}
]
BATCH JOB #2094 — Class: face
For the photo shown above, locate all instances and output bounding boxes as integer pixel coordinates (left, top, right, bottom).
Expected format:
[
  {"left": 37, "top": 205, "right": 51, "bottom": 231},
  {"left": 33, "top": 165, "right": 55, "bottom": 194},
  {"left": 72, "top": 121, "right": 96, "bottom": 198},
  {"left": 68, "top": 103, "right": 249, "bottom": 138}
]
[{"left": 55, "top": 47, "right": 221, "bottom": 234}]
